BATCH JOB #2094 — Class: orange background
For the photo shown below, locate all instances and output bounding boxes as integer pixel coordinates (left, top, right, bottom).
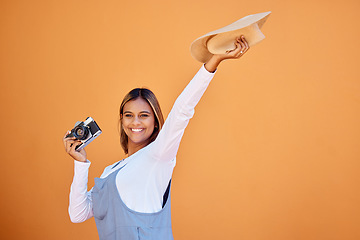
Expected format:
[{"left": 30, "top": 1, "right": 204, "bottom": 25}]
[{"left": 1, "top": 0, "right": 359, "bottom": 239}]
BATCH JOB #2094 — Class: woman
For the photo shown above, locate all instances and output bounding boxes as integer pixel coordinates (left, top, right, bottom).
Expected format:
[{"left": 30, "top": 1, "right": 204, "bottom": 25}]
[{"left": 63, "top": 36, "right": 249, "bottom": 240}]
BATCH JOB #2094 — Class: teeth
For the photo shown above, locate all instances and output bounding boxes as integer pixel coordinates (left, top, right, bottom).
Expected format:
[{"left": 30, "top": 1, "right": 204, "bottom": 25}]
[{"left": 132, "top": 128, "right": 143, "bottom": 132}]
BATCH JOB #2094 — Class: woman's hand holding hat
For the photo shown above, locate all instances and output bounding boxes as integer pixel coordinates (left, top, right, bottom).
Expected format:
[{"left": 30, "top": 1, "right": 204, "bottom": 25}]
[
  {"left": 191, "top": 11, "right": 270, "bottom": 63},
  {"left": 204, "top": 35, "right": 249, "bottom": 72},
  {"left": 224, "top": 36, "right": 249, "bottom": 58}
]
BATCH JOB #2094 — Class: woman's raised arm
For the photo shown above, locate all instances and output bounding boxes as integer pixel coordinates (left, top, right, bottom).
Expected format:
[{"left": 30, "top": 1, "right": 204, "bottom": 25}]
[{"left": 148, "top": 36, "right": 249, "bottom": 162}]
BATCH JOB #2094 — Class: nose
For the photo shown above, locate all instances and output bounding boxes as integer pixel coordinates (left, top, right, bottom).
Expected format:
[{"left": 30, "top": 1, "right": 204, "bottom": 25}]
[{"left": 131, "top": 116, "right": 141, "bottom": 125}]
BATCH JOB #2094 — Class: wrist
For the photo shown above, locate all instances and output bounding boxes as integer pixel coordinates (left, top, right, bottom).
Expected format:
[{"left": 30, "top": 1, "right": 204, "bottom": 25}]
[
  {"left": 204, "top": 55, "right": 222, "bottom": 72},
  {"left": 71, "top": 154, "right": 87, "bottom": 162},
  {"left": 75, "top": 159, "right": 87, "bottom": 163}
]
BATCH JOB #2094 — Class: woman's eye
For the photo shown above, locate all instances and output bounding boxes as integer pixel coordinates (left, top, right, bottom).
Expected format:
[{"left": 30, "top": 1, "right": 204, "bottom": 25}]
[
  {"left": 124, "top": 114, "right": 133, "bottom": 118},
  {"left": 140, "top": 114, "right": 149, "bottom": 118}
]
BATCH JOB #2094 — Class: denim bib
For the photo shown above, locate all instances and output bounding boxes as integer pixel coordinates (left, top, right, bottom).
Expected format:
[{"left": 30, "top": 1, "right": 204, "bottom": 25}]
[{"left": 92, "top": 165, "right": 173, "bottom": 240}]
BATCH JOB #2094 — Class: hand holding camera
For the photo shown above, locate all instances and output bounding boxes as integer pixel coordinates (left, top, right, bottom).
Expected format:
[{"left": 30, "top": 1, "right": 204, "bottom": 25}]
[
  {"left": 63, "top": 117, "right": 102, "bottom": 162},
  {"left": 63, "top": 133, "right": 87, "bottom": 162}
]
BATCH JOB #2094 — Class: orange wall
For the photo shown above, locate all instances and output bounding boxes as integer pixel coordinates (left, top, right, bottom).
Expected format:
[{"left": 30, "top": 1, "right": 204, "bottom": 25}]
[{"left": 1, "top": 0, "right": 359, "bottom": 239}]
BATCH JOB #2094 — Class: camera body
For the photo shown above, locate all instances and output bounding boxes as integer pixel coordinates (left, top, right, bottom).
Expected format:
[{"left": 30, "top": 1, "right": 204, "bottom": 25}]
[{"left": 66, "top": 117, "right": 102, "bottom": 151}]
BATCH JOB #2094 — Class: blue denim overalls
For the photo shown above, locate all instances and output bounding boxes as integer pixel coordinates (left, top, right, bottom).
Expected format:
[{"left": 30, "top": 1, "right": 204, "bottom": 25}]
[{"left": 92, "top": 165, "right": 174, "bottom": 240}]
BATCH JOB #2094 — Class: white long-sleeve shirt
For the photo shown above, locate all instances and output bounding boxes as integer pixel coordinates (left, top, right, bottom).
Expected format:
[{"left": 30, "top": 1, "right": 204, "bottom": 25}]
[{"left": 69, "top": 65, "right": 215, "bottom": 223}]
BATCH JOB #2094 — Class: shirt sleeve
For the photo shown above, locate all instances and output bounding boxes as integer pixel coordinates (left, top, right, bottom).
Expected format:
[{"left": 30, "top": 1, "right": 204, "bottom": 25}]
[
  {"left": 68, "top": 159, "right": 125, "bottom": 222},
  {"left": 149, "top": 64, "right": 216, "bottom": 162},
  {"left": 68, "top": 160, "right": 94, "bottom": 223}
]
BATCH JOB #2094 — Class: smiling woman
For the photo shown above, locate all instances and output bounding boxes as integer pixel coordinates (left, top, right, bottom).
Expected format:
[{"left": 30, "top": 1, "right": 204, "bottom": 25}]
[{"left": 63, "top": 36, "right": 250, "bottom": 240}]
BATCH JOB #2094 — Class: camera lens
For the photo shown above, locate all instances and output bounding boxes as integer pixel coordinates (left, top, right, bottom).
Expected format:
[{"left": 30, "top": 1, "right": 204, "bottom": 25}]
[{"left": 73, "top": 125, "right": 89, "bottom": 140}]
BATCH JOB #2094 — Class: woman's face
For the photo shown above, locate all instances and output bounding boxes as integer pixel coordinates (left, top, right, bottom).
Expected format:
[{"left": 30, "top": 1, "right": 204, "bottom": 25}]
[{"left": 121, "top": 97, "right": 155, "bottom": 149}]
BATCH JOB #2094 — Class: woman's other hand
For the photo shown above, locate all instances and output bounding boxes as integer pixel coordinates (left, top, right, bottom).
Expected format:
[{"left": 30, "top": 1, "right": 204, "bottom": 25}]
[
  {"left": 63, "top": 131, "right": 87, "bottom": 162},
  {"left": 204, "top": 35, "right": 249, "bottom": 72}
]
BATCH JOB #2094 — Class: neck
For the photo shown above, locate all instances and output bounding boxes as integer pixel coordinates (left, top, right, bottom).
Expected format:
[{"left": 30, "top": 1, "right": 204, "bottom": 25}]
[{"left": 127, "top": 141, "right": 149, "bottom": 157}]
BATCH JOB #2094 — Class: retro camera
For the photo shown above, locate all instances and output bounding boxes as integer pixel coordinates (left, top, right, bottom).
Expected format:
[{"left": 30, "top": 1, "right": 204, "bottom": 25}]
[{"left": 66, "top": 117, "right": 102, "bottom": 151}]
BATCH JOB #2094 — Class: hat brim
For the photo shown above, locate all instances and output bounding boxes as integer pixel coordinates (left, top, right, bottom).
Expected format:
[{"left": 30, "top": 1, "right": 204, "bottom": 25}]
[{"left": 190, "top": 11, "right": 271, "bottom": 63}]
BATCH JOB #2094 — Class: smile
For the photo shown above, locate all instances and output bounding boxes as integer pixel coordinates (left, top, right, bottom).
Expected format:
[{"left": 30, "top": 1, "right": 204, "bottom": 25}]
[{"left": 131, "top": 128, "right": 144, "bottom": 132}]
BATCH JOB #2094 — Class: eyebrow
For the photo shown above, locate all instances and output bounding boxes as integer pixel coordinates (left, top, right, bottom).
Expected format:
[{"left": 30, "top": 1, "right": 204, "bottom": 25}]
[{"left": 123, "top": 110, "right": 152, "bottom": 114}]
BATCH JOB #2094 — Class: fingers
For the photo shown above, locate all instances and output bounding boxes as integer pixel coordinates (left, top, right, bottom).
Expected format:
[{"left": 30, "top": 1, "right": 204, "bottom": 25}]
[
  {"left": 209, "top": 35, "right": 250, "bottom": 63},
  {"left": 63, "top": 130, "right": 87, "bottom": 162},
  {"left": 63, "top": 131, "right": 71, "bottom": 139},
  {"left": 63, "top": 131, "right": 74, "bottom": 147},
  {"left": 69, "top": 140, "right": 82, "bottom": 153},
  {"left": 228, "top": 36, "right": 248, "bottom": 57},
  {"left": 63, "top": 130, "right": 79, "bottom": 153},
  {"left": 64, "top": 138, "right": 77, "bottom": 153},
  {"left": 239, "top": 35, "right": 249, "bottom": 55}
]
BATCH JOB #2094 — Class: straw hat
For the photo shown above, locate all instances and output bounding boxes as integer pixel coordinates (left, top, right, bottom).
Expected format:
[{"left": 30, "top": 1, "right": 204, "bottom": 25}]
[{"left": 190, "top": 11, "right": 271, "bottom": 63}]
